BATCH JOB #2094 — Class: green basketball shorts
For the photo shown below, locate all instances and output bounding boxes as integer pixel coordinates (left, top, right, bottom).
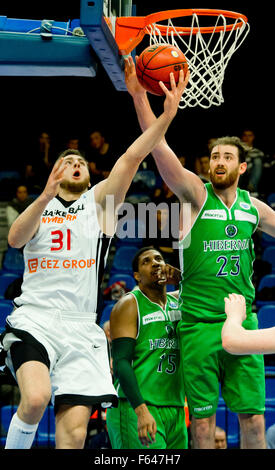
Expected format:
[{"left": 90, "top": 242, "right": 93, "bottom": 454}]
[
  {"left": 177, "top": 313, "right": 265, "bottom": 419},
  {"left": 106, "top": 399, "right": 188, "bottom": 449}
]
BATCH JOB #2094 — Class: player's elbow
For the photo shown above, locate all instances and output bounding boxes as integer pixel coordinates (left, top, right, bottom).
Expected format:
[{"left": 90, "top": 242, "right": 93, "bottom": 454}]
[
  {"left": 222, "top": 334, "right": 238, "bottom": 354},
  {"left": 7, "top": 232, "right": 21, "bottom": 249},
  {"left": 8, "top": 227, "right": 25, "bottom": 249}
]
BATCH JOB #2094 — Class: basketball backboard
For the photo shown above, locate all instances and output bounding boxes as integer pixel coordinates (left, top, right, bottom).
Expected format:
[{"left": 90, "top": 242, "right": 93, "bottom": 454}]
[
  {"left": 80, "top": 0, "right": 134, "bottom": 91},
  {"left": 0, "top": 0, "right": 133, "bottom": 87},
  {"left": 0, "top": 15, "right": 97, "bottom": 77}
]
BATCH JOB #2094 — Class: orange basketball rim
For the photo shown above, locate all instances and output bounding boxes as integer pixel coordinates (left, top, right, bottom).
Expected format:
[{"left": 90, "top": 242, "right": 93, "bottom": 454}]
[
  {"left": 110, "top": 8, "right": 250, "bottom": 109},
  {"left": 114, "top": 9, "right": 249, "bottom": 56}
]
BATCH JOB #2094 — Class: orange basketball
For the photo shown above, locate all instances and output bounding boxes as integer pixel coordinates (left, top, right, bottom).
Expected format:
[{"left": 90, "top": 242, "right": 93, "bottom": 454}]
[{"left": 136, "top": 44, "right": 188, "bottom": 96}]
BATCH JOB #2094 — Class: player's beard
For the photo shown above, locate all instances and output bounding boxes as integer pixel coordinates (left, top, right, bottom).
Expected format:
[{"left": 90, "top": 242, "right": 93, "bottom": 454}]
[
  {"left": 60, "top": 176, "right": 90, "bottom": 193},
  {"left": 210, "top": 165, "right": 240, "bottom": 190}
]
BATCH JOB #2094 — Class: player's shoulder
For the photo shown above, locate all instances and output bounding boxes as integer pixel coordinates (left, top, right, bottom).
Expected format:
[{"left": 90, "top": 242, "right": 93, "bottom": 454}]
[
  {"left": 250, "top": 195, "right": 274, "bottom": 223},
  {"left": 111, "top": 292, "right": 137, "bottom": 318},
  {"left": 250, "top": 195, "right": 270, "bottom": 211}
]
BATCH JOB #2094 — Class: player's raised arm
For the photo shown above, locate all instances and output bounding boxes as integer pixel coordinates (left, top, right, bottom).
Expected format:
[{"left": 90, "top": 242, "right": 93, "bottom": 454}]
[
  {"left": 8, "top": 158, "right": 66, "bottom": 248},
  {"left": 94, "top": 70, "right": 186, "bottom": 234},
  {"left": 125, "top": 55, "right": 205, "bottom": 207}
]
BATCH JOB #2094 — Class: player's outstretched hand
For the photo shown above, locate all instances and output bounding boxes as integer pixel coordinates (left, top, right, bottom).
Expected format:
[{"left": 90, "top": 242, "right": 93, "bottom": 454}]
[
  {"left": 124, "top": 55, "right": 146, "bottom": 97},
  {"left": 159, "top": 69, "right": 190, "bottom": 120},
  {"left": 224, "top": 293, "right": 247, "bottom": 324},
  {"left": 42, "top": 157, "right": 66, "bottom": 202}
]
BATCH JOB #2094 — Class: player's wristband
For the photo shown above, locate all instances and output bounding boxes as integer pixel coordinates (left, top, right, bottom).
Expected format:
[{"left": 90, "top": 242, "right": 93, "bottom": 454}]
[{"left": 112, "top": 337, "right": 144, "bottom": 410}]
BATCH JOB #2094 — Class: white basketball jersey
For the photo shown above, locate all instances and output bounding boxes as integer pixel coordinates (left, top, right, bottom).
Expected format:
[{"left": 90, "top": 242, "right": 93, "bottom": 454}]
[{"left": 14, "top": 187, "right": 112, "bottom": 314}]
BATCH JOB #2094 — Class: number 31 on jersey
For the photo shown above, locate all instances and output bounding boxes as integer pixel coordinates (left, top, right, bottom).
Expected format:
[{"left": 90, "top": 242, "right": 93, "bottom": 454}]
[{"left": 51, "top": 229, "right": 71, "bottom": 251}]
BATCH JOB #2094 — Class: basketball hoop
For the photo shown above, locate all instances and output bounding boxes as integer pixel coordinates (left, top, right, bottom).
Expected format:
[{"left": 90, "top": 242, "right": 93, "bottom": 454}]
[{"left": 114, "top": 9, "right": 250, "bottom": 108}]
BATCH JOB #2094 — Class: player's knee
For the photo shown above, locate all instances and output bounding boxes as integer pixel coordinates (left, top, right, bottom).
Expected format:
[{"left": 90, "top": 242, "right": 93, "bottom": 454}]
[
  {"left": 20, "top": 390, "right": 51, "bottom": 420},
  {"left": 67, "top": 425, "right": 87, "bottom": 448},
  {"left": 192, "top": 417, "right": 215, "bottom": 438},
  {"left": 239, "top": 413, "right": 265, "bottom": 434}
]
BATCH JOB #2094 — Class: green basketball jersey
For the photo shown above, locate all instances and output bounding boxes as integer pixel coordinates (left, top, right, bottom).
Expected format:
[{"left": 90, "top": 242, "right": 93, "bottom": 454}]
[
  {"left": 178, "top": 183, "right": 259, "bottom": 323},
  {"left": 114, "top": 287, "right": 185, "bottom": 407}
]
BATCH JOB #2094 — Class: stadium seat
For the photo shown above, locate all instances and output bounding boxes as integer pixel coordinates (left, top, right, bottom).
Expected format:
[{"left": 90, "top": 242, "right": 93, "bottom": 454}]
[
  {"left": 226, "top": 410, "right": 240, "bottom": 448},
  {"left": 258, "top": 274, "right": 275, "bottom": 291},
  {"left": 265, "top": 375, "right": 275, "bottom": 406},
  {"left": 0, "top": 272, "right": 21, "bottom": 300},
  {"left": 216, "top": 405, "right": 226, "bottom": 430},
  {"left": 257, "top": 305, "right": 275, "bottom": 330},
  {"left": 265, "top": 366, "right": 275, "bottom": 375},
  {"left": 0, "top": 300, "right": 14, "bottom": 331},
  {"left": 262, "top": 246, "right": 275, "bottom": 273},
  {"left": 0, "top": 171, "right": 21, "bottom": 181},
  {"left": 99, "top": 302, "right": 116, "bottom": 327},
  {"left": 131, "top": 170, "right": 157, "bottom": 192},
  {"left": 218, "top": 383, "right": 226, "bottom": 406},
  {"left": 0, "top": 405, "right": 56, "bottom": 448},
  {"left": 2, "top": 248, "right": 24, "bottom": 275},
  {"left": 108, "top": 273, "right": 136, "bottom": 291},
  {"left": 261, "top": 232, "right": 275, "bottom": 249},
  {"left": 126, "top": 170, "right": 157, "bottom": 203},
  {"left": 110, "top": 246, "right": 139, "bottom": 275},
  {"left": 0, "top": 405, "right": 17, "bottom": 447},
  {"left": 265, "top": 406, "right": 275, "bottom": 431},
  {"left": 256, "top": 274, "right": 275, "bottom": 308},
  {"left": 36, "top": 406, "right": 55, "bottom": 447},
  {"left": 166, "top": 284, "right": 177, "bottom": 292}
]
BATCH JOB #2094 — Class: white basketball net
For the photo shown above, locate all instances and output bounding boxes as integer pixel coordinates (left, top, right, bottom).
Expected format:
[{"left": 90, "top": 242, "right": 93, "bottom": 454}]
[{"left": 146, "top": 13, "right": 250, "bottom": 109}]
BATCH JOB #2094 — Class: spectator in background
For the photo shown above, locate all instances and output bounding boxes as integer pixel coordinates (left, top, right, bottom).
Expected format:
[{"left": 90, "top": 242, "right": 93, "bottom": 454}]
[
  {"left": 6, "top": 185, "right": 34, "bottom": 229},
  {"left": 266, "top": 423, "right": 275, "bottom": 449},
  {"left": 85, "top": 130, "right": 119, "bottom": 183},
  {"left": 66, "top": 136, "right": 80, "bottom": 150},
  {"left": 63, "top": 136, "right": 86, "bottom": 160},
  {"left": 207, "top": 137, "right": 219, "bottom": 152},
  {"left": 214, "top": 426, "right": 227, "bottom": 449},
  {"left": 240, "top": 128, "right": 264, "bottom": 195},
  {"left": 24, "top": 131, "right": 54, "bottom": 193},
  {"left": 197, "top": 155, "right": 210, "bottom": 183},
  {"left": 178, "top": 155, "right": 187, "bottom": 168},
  {"left": 194, "top": 137, "right": 218, "bottom": 177}
]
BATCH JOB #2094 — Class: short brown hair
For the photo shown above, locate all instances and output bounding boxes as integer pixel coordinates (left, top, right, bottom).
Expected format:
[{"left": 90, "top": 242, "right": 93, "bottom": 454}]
[
  {"left": 56, "top": 149, "right": 88, "bottom": 166},
  {"left": 209, "top": 136, "right": 249, "bottom": 163}
]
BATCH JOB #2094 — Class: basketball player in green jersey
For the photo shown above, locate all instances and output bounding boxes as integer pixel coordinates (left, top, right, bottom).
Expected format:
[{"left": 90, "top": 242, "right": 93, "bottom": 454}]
[
  {"left": 106, "top": 247, "right": 188, "bottom": 449},
  {"left": 124, "top": 55, "right": 275, "bottom": 449}
]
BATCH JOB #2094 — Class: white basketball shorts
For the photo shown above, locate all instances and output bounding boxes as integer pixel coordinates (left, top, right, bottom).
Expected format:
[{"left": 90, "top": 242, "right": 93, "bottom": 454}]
[{"left": 3, "top": 305, "right": 118, "bottom": 409}]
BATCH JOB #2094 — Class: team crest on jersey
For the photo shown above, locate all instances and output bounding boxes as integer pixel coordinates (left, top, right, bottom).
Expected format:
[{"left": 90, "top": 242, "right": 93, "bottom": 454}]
[
  {"left": 225, "top": 224, "right": 238, "bottom": 238},
  {"left": 240, "top": 202, "right": 250, "bottom": 210},
  {"left": 168, "top": 301, "right": 178, "bottom": 309}
]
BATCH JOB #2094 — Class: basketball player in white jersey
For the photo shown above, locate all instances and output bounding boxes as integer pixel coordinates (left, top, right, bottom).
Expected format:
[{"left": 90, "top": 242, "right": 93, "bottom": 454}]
[{"left": 0, "top": 69, "right": 189, "bottom": 449}]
